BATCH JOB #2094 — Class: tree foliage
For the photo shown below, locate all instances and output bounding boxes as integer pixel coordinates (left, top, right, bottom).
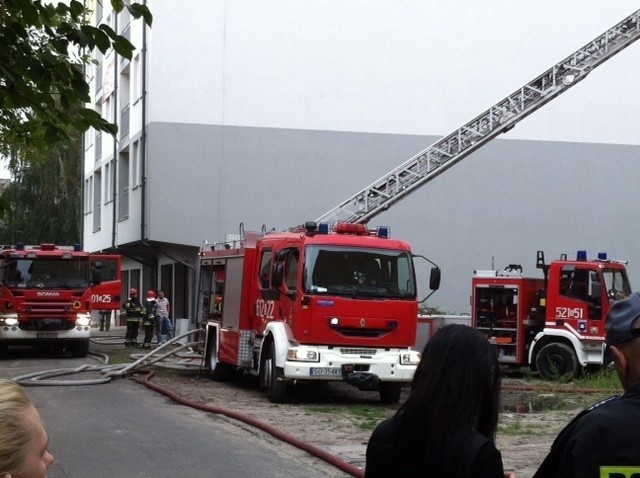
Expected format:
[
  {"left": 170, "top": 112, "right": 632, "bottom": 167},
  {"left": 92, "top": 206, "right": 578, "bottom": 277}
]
[
  {"left": 0, "top": 0, "right": 152, "bottom": 155},
  {"left": 0, "top": 0, "right": 151, "bottom": 225},
  {"left": 0, "top": 134, "right": 82, "bottom": 244}
]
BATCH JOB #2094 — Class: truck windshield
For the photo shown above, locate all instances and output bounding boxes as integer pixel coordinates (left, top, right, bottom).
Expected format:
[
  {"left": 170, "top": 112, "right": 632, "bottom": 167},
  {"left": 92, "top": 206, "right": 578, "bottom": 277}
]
[
  {"left": 304, "top": 246, "right": 416, "bottom": 299},
  {"left": 602, "top": 268, "right": 632, "bottom": 302},
  {"left": 2, "top": 258, "right": 90, "bottom": 289}
]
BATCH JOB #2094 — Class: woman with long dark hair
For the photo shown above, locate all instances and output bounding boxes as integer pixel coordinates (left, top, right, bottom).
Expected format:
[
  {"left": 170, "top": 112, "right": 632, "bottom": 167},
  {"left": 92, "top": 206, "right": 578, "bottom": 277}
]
[{"left": 365, "top": 324, "right": 515, "bottom": 478}]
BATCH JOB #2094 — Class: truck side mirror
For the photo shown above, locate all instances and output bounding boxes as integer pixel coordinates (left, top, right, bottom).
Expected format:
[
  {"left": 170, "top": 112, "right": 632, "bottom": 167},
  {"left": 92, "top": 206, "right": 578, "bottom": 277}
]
[
  {"left": 413, "top": 254, "right": 441, "bottom": 304},
  {"left": 429, "top": 267, "right": 441, "bottom": 291}
]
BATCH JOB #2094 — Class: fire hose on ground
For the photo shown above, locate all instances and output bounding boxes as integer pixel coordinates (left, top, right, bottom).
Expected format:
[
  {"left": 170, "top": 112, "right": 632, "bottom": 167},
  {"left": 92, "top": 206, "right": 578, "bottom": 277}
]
[{"left": 11, "top": 329, "right": 365, "bottom": 478}]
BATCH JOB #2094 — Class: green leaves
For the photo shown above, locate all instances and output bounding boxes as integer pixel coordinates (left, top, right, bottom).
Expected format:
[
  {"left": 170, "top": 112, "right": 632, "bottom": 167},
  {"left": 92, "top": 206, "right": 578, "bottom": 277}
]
[
  {"left": 0, "top": 0, "right": 152, "bottom": 156},
  {"left": 0, "top": 131, "right": 84, "bottom": 242},
  {"left": 128, "top": 4, "right": 153, "bottom": 26}
]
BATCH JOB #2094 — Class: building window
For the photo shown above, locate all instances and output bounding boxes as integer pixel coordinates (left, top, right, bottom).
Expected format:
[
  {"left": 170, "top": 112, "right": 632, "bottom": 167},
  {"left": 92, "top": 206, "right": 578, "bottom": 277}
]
[
  {"left": 84, "top": 176, "right": 93, "bottom": 214},
  {"left": 95, "top": 131, "right": 102, "bottom": 162},
  {"left": 93, "top": 169, "right": 102, "bottom": 232},
  {"left": 95, "top": 1, "right": 103, "bottom": 23},
  {"left": 132, "top": 140, "right": 142, "bottom": 187},
  {"left": 118, "top": 150, "right": 129, "bottom": 221},
  {"left": 85, "top": 129, "right": 93, "bottom": 152},
  {"left": 120, "top": 104, "right": 130, "bottom": 142},
  {"left": 104, "top": 161, "right": 112, "bottom": 204},
  {"left": 133, "top": 54, "right": 142, "bottom": 102},
  {"left": 96, "top": 62, "right": 103, "bottom": 96}
]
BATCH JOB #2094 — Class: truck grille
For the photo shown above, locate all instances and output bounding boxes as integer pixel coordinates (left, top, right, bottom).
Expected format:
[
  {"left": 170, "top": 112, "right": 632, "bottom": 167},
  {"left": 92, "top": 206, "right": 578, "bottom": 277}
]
[
  {"left": 18, "top": 298, "right": 78, "bottom": 331},
  {"left": 333, "top": 328, "right": 390, "bottom": 338},
  {"left": 22, "top": 318, "right": 74, "bottom": 331},
  {"left": 340, "top": 348, "right": 378, "bottom": 355}
]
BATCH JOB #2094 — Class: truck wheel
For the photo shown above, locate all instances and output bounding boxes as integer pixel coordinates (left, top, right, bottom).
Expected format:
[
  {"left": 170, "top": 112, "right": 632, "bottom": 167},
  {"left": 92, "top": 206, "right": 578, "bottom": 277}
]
[
  {"left": 212, "top": 362, "right": 237, "bottom": 382},
  {"left": 0, "top": 342, "right": 7, "bottom": 357},
  {"left": 379, "top": 382, "right": 402, "bottom": 404},
  {"left": 71, "top": 340, "right": 89, "bottom": 358},
  {"left": 535, "top": 343, "right": 578, "bottom": 380},
  {"left": 265, "top": 342, "right": 287, "bottom": 403},
  {"left": 206, "top": 331, "right": 234, "bottom": 381}
]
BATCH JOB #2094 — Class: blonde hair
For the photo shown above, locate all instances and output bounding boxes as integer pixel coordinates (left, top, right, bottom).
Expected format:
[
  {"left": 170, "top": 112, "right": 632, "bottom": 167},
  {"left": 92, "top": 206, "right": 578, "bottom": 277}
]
[{"left": 0, "top": 379, "right": 34, "bottom": 475}]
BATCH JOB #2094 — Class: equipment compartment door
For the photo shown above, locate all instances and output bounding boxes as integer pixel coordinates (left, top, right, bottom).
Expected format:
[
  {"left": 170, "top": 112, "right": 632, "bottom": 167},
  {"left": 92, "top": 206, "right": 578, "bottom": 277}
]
[{"left": 474, "top": 284, "right": 520, "bottom": 364}]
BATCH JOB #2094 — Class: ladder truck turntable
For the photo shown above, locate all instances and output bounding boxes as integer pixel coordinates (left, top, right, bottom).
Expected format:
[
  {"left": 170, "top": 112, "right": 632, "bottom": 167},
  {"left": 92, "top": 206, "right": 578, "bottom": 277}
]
[
  {"left": 197, "top": 9, "right": 640, "bottom": 398},
  {"left": 0, "top": 243, "right": 122, "bottom": 357}
]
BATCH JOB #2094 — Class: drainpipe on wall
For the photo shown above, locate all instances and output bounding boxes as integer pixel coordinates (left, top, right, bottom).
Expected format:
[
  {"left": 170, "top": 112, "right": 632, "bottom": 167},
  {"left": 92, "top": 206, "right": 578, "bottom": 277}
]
[
  {"left": 140, "top": 0, "right": 148, "bottom": 242},
  {"left": 111, "top": 13, "right": 119, "bottom": 250}
]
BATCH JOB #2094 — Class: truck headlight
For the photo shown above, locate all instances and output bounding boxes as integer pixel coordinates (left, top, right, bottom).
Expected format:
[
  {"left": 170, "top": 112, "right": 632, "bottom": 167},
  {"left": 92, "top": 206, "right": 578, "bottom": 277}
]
[
  {"left": 400, "top": 350, "right": 421, "bottom": 365},
  {"left": 286, "top": 347, "right": 319, "bottom": 362},
  {"left": 76, "top": 314, "right": 92, "bottom": 327},
  {"left": 4, "top": 318, "right": 18, "bottom": 326}
]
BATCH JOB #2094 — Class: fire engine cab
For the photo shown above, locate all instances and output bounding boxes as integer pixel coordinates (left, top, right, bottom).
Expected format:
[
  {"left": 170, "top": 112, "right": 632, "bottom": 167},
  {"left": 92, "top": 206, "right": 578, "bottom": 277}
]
[
  {"left": 472, "top": 250, "right": 631, "bottom": 378},
  {"left": 198, "top": 221, "right": 440, "bottom": 403},
  {"left": 0, "top": 244, "right": 122, "bottom": 357}
]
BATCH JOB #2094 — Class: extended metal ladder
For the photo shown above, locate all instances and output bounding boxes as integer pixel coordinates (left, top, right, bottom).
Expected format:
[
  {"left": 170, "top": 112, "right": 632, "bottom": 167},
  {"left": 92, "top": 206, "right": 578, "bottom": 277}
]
[{"left": 316, "top": 9, "right": 640, "bottom": 225}]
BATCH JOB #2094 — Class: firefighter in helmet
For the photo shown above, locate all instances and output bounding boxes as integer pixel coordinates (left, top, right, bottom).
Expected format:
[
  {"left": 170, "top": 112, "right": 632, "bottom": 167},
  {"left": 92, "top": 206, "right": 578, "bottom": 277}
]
[
  {"left": 123, "top": 288, "right": 143, "bottom": 347},
  {"left": 142, "top": 290, "right": 157, "bottom": 349}
]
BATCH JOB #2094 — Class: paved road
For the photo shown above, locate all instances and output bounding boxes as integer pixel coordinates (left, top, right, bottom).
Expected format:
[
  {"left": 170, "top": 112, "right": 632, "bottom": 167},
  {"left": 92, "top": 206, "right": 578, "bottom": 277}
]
[{"left": 0, "top": 340, "right": 350, "bottom": 478}]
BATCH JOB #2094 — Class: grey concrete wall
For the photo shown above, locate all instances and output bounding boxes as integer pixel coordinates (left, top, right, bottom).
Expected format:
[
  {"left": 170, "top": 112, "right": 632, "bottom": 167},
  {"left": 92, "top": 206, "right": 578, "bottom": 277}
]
[{"left": 144, "top": 122, "right": 640, "bottom": 313}]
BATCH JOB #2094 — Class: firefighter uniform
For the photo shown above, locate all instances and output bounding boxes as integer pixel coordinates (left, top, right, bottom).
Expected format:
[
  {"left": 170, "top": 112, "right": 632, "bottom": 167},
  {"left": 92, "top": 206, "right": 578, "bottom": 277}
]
[
  {"left": 534, "top": 381, "right": 640, "bottom": 478},
  {"left": 123, "top": 289, "right": 143, "bottom": 347},
  {"left": 142, "top": 290, "right": 157, "bottom": 349}
]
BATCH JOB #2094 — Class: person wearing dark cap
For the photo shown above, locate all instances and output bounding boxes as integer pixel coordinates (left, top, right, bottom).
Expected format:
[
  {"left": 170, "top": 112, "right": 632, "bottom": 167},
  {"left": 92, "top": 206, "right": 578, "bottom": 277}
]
[{"left": 534, "top": 292, "right": 640, "bottom": 478}]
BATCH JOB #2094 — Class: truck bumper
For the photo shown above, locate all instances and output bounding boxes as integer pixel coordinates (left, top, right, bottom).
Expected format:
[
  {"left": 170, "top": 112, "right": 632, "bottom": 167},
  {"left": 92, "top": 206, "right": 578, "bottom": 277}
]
[
  {"left": 0, "top": 326, "right": 91, "bottom": 343},
  {"left": 283, "top": 346, "right": 418, "bottom": 383}
]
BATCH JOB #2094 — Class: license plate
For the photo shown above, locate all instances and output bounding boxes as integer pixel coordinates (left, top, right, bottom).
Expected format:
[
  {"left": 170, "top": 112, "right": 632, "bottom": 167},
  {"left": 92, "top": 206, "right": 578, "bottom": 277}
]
[
  {"left": 310, "top": 367, "right": 342, "bottom": 377},
  {"left": 36, "top": 333, "right": 57, "bottom": 339}
]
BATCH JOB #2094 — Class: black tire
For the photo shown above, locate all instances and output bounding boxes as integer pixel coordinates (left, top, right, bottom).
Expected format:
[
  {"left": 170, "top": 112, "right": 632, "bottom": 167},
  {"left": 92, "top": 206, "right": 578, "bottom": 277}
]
[
  {"left": 0, "top": 342, "right": 8, "bottom": 358},
  {"left": 71, "top": 339, "right": 89, "bottom": 358},
  {"left": 212, "top": 362, "right": 237, "bottom": 382},
  {"left": 379, "top": 382, "right": 402, "bottom": 404},
  {"left": 535, "top": 342, "right": 578, "bottom": 380},
  {"left": 205, "top": 328, "right": 230, "bottom": 381},
  {"left": 265, "top": 341, "right": 287, "bottom": 403}
]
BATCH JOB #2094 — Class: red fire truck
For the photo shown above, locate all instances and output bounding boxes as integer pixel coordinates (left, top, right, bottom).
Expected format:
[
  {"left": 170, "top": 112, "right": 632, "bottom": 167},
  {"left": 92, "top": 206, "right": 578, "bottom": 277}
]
[
  {"left": 0, "top": 244, "right": 122, "bottom": 357},
  {"left": 471, "top": 250, "right": 631, "bottom": 378},
  {"left": 197, "top": 11, "right": 639, "bottom": 396},
  {"left": 198, "top": 222, "right": 440, "bottom": 403}
]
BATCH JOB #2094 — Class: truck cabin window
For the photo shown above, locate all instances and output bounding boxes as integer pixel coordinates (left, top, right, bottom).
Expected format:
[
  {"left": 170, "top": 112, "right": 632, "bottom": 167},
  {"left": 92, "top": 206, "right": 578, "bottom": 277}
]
[
  {"left": 602, "top": 268, "right": 631, "bottom": 302},
  {"left": 2, "top": 258, "right": 90, "bottom": 289},
  {"left": 304, "top": 246, "right": 415, "bottom": 298}
]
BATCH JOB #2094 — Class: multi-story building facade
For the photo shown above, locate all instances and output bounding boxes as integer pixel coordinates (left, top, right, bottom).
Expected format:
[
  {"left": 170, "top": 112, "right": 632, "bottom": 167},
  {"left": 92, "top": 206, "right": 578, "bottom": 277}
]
[{"left": 83, "top": 1, "right": 640, "bottom": 319}]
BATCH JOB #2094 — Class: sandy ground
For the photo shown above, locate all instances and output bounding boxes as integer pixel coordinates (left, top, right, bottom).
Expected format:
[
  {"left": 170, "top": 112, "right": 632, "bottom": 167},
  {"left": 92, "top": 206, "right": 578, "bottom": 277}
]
[
  {"left": 146, "top": 366, "right": 611, "bottom": 478},
  {"left": 92, "top": 335, "right": 618, "bottom": 478}
]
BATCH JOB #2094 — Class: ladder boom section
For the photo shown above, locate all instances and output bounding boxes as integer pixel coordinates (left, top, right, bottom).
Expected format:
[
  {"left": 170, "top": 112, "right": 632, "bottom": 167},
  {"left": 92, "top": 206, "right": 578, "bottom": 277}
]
[{"left": 316, "top": 9, "right": 640, "bottom": 225}]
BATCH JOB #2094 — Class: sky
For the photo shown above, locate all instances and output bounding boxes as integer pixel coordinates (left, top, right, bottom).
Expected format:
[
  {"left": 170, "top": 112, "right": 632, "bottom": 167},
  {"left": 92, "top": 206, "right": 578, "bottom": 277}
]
[{"left": 0, "top": 161, "right": 9, "bottom": 179}]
